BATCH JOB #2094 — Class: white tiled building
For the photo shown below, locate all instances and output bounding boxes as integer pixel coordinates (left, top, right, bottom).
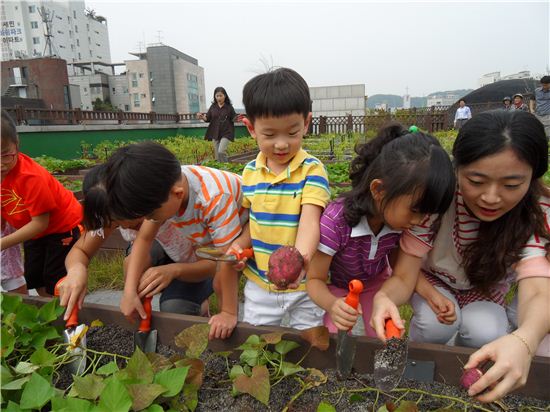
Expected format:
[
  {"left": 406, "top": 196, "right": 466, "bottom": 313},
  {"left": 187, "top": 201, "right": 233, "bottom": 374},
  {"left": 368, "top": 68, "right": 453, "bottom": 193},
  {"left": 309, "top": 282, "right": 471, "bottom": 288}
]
[
  {"left": 1, "top": 0, "right": 111, "bottom": 74},
  {"left": 310, "top": 84, "right": 366, "bottom": 117}
]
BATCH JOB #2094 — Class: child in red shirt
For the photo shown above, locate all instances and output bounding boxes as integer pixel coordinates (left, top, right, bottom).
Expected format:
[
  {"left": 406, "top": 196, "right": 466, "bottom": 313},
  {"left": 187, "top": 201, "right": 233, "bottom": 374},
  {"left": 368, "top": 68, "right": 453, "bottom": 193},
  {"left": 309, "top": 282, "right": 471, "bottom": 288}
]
[{"left": 1, "top": 110, "right": 82, "bottom": 296}]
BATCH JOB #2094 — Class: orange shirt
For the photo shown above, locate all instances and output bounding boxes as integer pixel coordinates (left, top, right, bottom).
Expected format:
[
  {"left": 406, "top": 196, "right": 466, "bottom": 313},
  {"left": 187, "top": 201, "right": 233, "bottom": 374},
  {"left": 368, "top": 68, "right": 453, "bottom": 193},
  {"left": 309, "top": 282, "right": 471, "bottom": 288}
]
[{"left": 1, "top": 153, "right": 82, "bottom": 238}]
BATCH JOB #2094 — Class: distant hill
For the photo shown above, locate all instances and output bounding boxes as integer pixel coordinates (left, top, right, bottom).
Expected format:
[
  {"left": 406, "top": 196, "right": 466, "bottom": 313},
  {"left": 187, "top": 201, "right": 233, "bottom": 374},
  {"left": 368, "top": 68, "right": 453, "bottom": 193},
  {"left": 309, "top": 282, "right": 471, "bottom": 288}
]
[{"left": 367, "top": 89, "right": 473, "bottom": 108}]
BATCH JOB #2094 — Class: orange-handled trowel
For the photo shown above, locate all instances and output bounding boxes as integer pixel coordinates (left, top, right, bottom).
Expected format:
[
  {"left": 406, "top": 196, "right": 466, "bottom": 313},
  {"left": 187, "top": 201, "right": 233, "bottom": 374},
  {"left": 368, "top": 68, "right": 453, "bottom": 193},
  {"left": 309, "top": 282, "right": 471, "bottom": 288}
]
[
  {"left": 336, "top": 279, "right": 364, "bottom": 379},
  {"left": 134, "top": 296, "right": 157, "bottom": 353},
  {"left": 373, "top": 318, "right": 408, "bottom": 391},
  {"left": 54, "top": 277, "right": 88, "bottom": 375}
]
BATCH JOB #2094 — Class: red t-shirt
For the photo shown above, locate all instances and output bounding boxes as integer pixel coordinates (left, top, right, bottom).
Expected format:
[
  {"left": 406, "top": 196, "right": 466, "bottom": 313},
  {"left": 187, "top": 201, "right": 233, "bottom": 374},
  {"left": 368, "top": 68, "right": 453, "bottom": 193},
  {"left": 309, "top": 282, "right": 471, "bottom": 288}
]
[{"left": 1, "top": 153, "right": 82, "bottom": 238}]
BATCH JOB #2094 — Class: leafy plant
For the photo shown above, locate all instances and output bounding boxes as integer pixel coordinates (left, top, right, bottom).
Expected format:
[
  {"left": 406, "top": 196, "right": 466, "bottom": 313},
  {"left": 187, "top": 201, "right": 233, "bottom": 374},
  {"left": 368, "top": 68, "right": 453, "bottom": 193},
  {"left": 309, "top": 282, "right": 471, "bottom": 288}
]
[{"left": 34, "top": 156, "right": 95, "bottom": 174}]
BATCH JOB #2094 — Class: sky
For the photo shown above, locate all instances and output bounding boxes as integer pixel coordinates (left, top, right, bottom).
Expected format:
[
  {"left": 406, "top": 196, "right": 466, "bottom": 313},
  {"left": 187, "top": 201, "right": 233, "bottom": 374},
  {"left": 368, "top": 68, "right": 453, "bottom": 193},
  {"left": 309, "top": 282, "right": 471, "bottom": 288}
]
[{"left": 86, "top": 0, "right": 549, "bottom": 106}]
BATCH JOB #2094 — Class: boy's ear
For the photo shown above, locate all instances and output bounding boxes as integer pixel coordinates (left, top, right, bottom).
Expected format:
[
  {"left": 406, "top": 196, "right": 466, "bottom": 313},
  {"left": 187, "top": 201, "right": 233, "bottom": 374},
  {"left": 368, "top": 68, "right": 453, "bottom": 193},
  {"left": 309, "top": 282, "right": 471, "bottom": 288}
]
[
  {"left": 303, "top": 112, "right": 312, "bottom": 133},
  {"left": 370, "top": 179, "right": 385, "bottom": 201},
  {"left": 243, "top": 117, "right": 256, "bottom": 139},
  {"left": 172, "top": 184, "right": 185, "bottom": 199}
]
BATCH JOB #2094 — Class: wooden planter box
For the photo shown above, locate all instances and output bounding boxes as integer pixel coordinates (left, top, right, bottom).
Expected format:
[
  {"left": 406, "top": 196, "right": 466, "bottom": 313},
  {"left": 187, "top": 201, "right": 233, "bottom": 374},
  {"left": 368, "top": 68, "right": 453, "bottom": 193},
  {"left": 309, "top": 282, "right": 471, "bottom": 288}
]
[{"left": 22, "top": 295, "right": 550, "bottom": 401}]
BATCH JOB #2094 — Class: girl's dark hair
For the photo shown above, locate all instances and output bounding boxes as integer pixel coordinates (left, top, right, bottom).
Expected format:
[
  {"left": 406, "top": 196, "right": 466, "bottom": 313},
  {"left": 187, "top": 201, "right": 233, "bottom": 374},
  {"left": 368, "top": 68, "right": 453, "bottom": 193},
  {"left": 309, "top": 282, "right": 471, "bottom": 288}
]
[
  {"left": 212, "top": 87, "right": 232, "bottom": 106},
  {"left": 1, "top": 109, "right": 18, "bottom": 145},
  {"left": 242, "top": 67, "right": 310, "bottom": 123},
  {"left": 342, "top": 121, "right": 455, "bottom": 227},
  {"left": 81, "top": 164, "right": 109, "bottom": 230},
  {"left": 83, "top": 141, "right": 182, "bottom": 230},
  {"left": 453, "top": 110, "right": 549, "bottom": 293}
]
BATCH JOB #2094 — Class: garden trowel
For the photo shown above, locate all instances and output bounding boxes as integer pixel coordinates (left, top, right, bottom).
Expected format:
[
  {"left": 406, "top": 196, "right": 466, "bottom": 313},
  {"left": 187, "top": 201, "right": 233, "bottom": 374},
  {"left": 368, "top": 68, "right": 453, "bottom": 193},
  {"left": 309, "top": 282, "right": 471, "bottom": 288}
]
[
  {"left": 373, "top": 318, "right": 408, "bottom": 391},
  {"left": 196, "top": 246, "right": 254, "bottom": 262},
  {"left": 336, "top": 279, "right": 364, "bottom": 379},
  {"left": 54, "top": 277, "right": 87, "bottom": 375},
  {"left": 134, "top": 296, "right": 157, "bottom": 353}
]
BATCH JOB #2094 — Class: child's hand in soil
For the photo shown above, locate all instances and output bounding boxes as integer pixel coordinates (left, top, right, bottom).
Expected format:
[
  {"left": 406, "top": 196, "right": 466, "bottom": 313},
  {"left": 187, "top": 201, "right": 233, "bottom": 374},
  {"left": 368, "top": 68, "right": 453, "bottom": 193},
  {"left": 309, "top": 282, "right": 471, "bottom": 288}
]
[
  {"left": 138, "top": 264, "right": 177, "bottom": 298},
  {"left": 120, "top": 291, "right": 147, "bottom": 321},
  {"left": 426, "top": 290, "right": 457, "bottom": 325},
  {"left": 208, "top": 311, "right": 237, "bottom": 340},
  {"left": 329, "top": 298, "right": 362, "bottom": 331},
  {"left": 463, "top": 332, "right": 533, "bottom": 403},
  {"left": 58, "top": 270, "right": 88, "bottom": 321}
]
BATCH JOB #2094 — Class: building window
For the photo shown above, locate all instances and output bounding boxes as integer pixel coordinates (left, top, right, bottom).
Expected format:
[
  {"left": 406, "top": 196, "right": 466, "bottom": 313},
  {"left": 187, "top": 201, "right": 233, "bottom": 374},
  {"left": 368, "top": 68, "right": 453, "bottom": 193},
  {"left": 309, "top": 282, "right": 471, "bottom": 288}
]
[
  {"left": 139, "top": 73, "right": 144, "bottom": 78},
  {"left": 125, "top": 104, "right": 130, "bottom": 111},
  {"left": 21, "top": 67, "right": 28, "bottom": 78},
  {"left": 73, "top": 10, "right": 77, "bottom": 18},
  {"left": 30, "top": 21, "right": 38, "bottom": 29},
  {"left": 84, "top": 87, "right": 87, "bottom": 92},
  {"left": 112, "top": 87, "right": 116, "bottom": 93},
  {"left": 89, "top": 50, "right": 93, "bottom": 56},
  {"left": 123, "top": 87, "right": 128, "bottom": 93},
  {"left": 133, "top": 93, "right": 140, "bottom": 107},
  {"left": 69, "top": 30, "right": 73, "bottom": 37},
  {"left": 78, "top": 52, "right": 81, "bottom": 59},
  {"left": 131, "top": 73, "right": 138, "bottom": 88},
  {"left": 86, "top": 24, "right": 89, "bottom": 31},
  {"left": 32, "top": 37, "right": 40, "bottom": 44},
  {"left": 76, "top": 39, "right": 80, "bottom": 46},
  {"left": 75, "top": 25, "right": 78, "bottom": 33},
  {"left": 71, "top": 44, "right": 74, "bottom": 51},
  {"left": 68, "top": 16, "right": 71, "bottom": 23},
  {"left": 29, "top": 5, "right": 36, "bottom": 13},
  {"left": 141, "top": 93, "right": 146, "bottom": 98}
]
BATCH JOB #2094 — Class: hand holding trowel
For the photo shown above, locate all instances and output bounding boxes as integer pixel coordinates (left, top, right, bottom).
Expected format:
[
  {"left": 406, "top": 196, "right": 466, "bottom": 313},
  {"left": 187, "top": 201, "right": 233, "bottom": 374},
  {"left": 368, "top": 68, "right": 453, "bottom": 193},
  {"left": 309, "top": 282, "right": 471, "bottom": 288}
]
[
  {"left": 336, "top": 279, "right": 364, "bottom": 379},
  {"left": 54, "top": 276, "right": 88, "bottom": 375},
  {"left": 373, "top": 318, "right": 408, "bottom": 391},
  {"left": 134, "top": 296, "right": 157, "bottom": 353}
]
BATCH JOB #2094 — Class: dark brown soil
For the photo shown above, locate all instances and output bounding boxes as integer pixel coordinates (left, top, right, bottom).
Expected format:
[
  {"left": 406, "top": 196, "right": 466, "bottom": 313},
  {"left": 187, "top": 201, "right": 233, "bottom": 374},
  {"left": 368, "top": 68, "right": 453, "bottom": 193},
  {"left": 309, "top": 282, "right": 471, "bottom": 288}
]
[{"left": 55, "top": 324, "right": 549, "bottom": 412}]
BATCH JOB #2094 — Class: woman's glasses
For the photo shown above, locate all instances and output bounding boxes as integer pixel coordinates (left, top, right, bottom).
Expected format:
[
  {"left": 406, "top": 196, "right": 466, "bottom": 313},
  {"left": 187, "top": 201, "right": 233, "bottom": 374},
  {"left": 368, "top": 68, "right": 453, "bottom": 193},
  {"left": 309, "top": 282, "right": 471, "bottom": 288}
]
[{"left": 0, "top": 152, "right": 17, "bottom": 164}]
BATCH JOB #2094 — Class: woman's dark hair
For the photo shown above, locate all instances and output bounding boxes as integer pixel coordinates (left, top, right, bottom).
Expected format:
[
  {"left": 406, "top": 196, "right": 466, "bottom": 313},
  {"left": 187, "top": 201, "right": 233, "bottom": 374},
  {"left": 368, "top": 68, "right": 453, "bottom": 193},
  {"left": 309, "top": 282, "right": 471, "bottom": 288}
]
[
  {"left": 1, "top": 109, "right": 18, "bottom": 145},
  {"left": 453, "top": 110, "right": 549, "bottom": 293},
  {"left": 83, "top": 141, "right": 181, "bottom": 230},
  {"left": 342, "top": 121, "right": 455, "bottom": 227},
  {"left": 242, "top": 67, "right": 310, "bottom": 123},
  {"left": 212, "top": 87, "right": 232, "bottom": 106},
  {"left": 81, "top": 164, "right": 109, "bottom": 230}
]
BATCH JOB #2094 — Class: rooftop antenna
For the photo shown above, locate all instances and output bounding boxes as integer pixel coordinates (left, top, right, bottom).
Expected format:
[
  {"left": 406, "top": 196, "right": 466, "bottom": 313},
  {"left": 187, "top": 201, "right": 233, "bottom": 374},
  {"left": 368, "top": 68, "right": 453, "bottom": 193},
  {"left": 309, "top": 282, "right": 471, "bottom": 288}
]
[
  {"left": 156, "top": 30, "right": 163, "bottom": 45},
  {"left": 38, "top": 6, "right": 58, "bottom": 57}
]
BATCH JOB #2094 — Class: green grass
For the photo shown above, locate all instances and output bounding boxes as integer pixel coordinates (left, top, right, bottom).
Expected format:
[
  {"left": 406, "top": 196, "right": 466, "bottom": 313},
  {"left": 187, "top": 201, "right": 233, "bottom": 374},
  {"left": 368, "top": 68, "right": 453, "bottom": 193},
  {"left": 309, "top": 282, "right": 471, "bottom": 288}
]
[{"left": 87, "top": 251, "right": 126, "bottom": 292}]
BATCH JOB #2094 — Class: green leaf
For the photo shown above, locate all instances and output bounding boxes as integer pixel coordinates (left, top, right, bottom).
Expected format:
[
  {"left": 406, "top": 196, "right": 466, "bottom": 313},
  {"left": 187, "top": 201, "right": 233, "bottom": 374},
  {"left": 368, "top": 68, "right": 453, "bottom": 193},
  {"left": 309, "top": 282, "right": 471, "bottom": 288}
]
[
  {"left": 229, "top": 365, "right": 245, "bottom": 380},
  {"left": 275, "top": 340, "right": 300, "bottom": 355},
  {"left": 2, "top": 376, "right": 30, "bottom": 390},
  {"left": 98, "top": 377, "right": 132, "bottom": 412},
  {"left": 3, "top": 401, "right": 25, "bottom": 412},
  {"left": 213, "top": 351, "right": 232, "bottom": 358},
  {"left": 51, "top": 396, "right": 94, "bottom": 412},
  {"left": 304, "top": 368, "right": 327, "bottom": 387},
  {"left": 14, "top": 304, "right": 39, "bottom": 329},
  {"left": 125, "top": 347, "right": 154, "bottom": 383},
  {"left": 1, "top": 363, "right": 13, "bottom": 383},
  {"left": 38, "top": 298, "right": 64, "bottom": 323},
  {"left": 394, "top": 401, "right": 419, "bottom": 412},
  {"left": 73, "top": 374, "right": 105, "bottom": 400},
  {"left": 317, "top": 401, "right": 337, "bottom": 412},
  {"left": 237, "top": 334, "right": 262, "bottom": 350},
  {"left": 143, "top": 405, "right": 164, "bottom": 412},
  {"left": 233, "top": 365, "right": 270, "bottom": 406},
  {"left": 183, "top": 383, "right": 199, "bottom": 412},
  {"left": 349, "top": 393, "right": 365, "bottom": 403},
  {"left": 260, "top": 332, "right": 283, "bottom": 344},
  {"left": 30, "top": 347, "right": 57, "bottom": 366},
  {"left": 14, "top": 361, "right": 39, "bottom": 375},
  {"left": 239, "top": 349, "right": 259, "bottom": 366},
  {"left": 174, "top": 324, "right": 210, "bottom": 358},
  {"left": 96, "top": 361, "right": 119, "bottom": 376},
  {"left": 1, "top": 293, "right": 22, "bottom": 313},
  {"left": 153, "top": 366, "right": 189, "bottom": 397},
  {"left": 146, "top": 352, "right": 173, "bottom": 373},
  {"left": 30, "top": 326, "right": 60, "bottom": 348},
  {"left": 19, "top": 372, "right": 55, "bottom": 410},
  {"left": 127, "top": 383, "right": 167, "bottom": 411},
  {"left": 281, "top": 361, "right": 304, "bottom": 376},
  {"left": 1, "top": 326, "right": 16, "bottom": 357}
]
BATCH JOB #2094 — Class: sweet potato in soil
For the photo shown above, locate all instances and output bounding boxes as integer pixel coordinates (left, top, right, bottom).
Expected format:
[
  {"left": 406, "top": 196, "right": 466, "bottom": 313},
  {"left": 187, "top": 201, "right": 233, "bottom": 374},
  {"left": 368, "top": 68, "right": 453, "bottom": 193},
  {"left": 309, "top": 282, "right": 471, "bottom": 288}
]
[{"left": 55, "top": 325, "right": 547, "bottom": 411}]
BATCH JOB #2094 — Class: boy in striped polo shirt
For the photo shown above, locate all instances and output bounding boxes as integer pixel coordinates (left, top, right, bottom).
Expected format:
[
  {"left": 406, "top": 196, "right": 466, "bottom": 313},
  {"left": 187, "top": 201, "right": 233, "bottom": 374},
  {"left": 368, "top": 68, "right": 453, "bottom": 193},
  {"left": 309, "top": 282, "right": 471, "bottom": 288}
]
[
  {"left": 230, "top": 68, "right": 331, "bottom": 329},
  {"left": 84, "top": 142, "right": 247, "bottom": 340}
]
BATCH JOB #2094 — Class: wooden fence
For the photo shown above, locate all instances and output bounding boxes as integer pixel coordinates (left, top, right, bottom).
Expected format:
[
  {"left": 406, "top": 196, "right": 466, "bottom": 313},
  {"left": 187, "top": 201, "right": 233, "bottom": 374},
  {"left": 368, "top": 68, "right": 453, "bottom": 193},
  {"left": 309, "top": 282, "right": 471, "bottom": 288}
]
[{"left": 7, "top": 102, "right": 505, "bottom": 134}]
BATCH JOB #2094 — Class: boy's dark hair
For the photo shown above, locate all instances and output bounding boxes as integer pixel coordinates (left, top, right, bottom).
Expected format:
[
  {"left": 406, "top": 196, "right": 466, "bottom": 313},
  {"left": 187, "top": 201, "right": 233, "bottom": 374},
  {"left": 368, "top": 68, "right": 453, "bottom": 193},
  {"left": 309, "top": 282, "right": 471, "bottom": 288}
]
[
  {"left": 242, "top": 67, "right": 310, "bottom": 122},
  {"left": 540, "top": 75, "right": 550, "bottom": 84},
  {"left": 459, "top": 98, "right": 466, "bottom": 104},
  {"left": 83, "top": 141, "right": 181, "bottom": 230},
  {"left": 81, "top": 164, "right": 108, "bottom": 230},
  {"left": 212, "top": 87, "right": 232, "bottom": 106},
  {"left": 342, "top": 121, "right": 455, "bottom": 227},
  {"left": 1, "top": 109, "right": 19, "bottom": 145},
  {"left": 453, "top": 110, "right": 549, "bottom": 293}
]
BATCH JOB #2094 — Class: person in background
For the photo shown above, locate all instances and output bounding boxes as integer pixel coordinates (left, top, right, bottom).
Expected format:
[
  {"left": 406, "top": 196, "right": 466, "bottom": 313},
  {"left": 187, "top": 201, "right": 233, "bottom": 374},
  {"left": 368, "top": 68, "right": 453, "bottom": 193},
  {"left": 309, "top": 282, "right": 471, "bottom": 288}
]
[
  {"left": 453, "top": 99, "right": 472, "bottom": 130},
  {"left": 197, "top": 87, "right": 241, "bottom": 162},
  {"left": 530, "top": 75, "right": 550, "bottom": 138},
  {"left": 511, "top": 93, "right": 529, "bottom": 112},
  {"left": 502, "top": 96, "right": 512, "bottom": 110},
  {"left": 1, "top": 222, "right": 27, "bottom": 294},
  {"left": 1, "top": 109, "right": 82, "bottom": 296}
]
